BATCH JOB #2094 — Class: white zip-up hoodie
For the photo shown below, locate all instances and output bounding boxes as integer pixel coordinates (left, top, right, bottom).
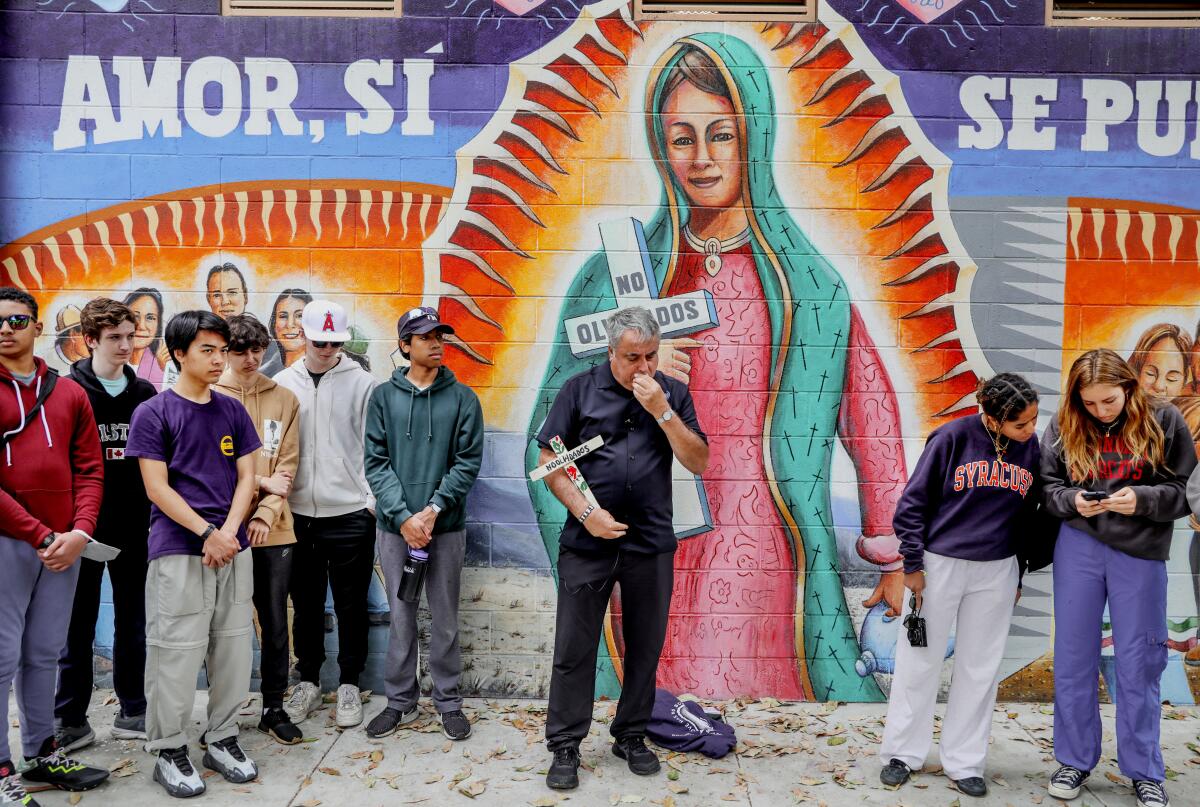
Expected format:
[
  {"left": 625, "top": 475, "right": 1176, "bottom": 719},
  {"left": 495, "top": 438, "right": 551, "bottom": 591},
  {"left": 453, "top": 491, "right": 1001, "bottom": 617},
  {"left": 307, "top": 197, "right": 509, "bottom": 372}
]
[{"left": 275, "top": 355, "right": 379, "bottom": 518}]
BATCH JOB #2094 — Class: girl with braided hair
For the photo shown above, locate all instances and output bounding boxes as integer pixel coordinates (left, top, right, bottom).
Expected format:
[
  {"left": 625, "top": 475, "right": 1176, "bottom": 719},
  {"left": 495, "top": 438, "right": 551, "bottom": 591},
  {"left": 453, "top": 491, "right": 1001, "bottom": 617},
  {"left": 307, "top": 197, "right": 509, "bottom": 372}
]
[
  {"left": 1042, "top": 349, "right": 1196, "bottom": 807},
  {"left": 878, "top": 373, "right": 1040, "bottom": 799}
]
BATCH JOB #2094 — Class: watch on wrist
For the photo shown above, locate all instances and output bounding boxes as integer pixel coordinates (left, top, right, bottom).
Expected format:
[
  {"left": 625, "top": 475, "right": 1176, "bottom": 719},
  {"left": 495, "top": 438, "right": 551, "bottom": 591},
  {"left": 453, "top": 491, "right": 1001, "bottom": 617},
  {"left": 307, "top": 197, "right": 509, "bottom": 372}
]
[
  {"left": 200, "top": 524, "right": 216, "bottom": 541},
  {"left": 656, "top": 409, "right": 674, "bottom": 425},
  {"left": 429, "top": 502, "right": 442, "bottom": 514},
  {"left": 39, "top": 533, "right": 56, "bottom": 550}
]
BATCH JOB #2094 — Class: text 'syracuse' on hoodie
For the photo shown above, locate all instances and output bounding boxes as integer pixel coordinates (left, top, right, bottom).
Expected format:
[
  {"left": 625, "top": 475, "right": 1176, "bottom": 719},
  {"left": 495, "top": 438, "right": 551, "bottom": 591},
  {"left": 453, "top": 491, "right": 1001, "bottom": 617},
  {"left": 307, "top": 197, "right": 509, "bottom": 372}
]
[{"left": 0, "top": 357, "right": 104, "bottom": 546}]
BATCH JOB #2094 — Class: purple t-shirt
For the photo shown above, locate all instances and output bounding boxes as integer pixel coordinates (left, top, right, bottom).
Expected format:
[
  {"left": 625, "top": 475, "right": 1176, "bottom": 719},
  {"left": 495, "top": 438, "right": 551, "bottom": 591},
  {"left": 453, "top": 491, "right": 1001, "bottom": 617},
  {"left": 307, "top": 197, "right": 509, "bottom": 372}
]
[{"left": 127, "top": 389, "right": 261, "bottom": 561}]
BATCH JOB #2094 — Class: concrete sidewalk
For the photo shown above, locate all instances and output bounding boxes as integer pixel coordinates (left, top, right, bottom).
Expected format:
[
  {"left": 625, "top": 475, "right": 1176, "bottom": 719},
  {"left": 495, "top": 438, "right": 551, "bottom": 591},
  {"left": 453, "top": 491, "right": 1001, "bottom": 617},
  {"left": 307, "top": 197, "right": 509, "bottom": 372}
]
[{"left": 8, "top": 692, "right": 1198, "bottom": 806}]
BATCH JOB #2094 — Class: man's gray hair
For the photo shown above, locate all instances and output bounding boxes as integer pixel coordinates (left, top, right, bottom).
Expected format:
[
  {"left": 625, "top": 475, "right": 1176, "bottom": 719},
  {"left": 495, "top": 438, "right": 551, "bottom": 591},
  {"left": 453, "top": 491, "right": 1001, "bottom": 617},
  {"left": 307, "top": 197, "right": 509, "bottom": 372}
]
[{"left": 605, "top": 306, "right": 660, "bottom": 350}]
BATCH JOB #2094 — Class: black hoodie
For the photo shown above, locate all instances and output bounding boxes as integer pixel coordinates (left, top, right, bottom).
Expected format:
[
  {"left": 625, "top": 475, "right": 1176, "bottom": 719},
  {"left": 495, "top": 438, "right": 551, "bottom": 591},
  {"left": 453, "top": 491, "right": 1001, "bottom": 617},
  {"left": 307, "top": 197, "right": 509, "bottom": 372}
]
[{"left": 70, "top": 358, "right": 157, "bottom": 545}]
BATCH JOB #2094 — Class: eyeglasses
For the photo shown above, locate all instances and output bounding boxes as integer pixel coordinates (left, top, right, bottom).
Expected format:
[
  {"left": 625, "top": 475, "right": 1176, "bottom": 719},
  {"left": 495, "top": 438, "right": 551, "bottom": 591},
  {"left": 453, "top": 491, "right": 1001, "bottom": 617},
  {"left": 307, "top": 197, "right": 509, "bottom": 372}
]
[
  {"left": 1, "top": 314, "right": 33, "bottom": 331},
  {"left": 311, "top": 341, "right": 344, "bottom": 349}
]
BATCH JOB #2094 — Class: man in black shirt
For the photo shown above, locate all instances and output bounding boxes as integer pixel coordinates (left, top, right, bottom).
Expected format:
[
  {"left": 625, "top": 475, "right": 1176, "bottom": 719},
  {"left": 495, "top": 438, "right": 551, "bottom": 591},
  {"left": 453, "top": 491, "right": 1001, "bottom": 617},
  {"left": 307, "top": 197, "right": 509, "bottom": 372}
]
[{"left": 534, "top": 306, "right": 708, "bottom": 791}]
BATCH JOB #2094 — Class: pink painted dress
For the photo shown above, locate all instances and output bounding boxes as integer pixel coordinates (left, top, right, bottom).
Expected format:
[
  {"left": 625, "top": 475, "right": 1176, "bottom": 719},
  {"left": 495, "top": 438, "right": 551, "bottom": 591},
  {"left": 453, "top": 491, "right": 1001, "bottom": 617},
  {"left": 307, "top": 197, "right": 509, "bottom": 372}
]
[{"left": 654, "top": 229, "right": 807, "bottom": 699}]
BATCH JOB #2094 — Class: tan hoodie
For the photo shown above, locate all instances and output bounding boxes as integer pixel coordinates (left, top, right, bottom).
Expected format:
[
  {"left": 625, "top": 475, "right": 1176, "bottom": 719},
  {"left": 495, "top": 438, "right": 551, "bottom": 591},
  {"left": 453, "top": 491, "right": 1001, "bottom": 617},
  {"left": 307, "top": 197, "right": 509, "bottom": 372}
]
[{"left": 215, "top": 369, "right": 300, "bottom": 546}]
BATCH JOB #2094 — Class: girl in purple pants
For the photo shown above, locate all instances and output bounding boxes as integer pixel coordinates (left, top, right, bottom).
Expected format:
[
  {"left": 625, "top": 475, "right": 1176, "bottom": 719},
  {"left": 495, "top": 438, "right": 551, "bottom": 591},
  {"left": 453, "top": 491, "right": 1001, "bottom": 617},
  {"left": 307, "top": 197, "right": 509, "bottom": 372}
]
[{"left": 1041, "top": 349, "right": 1196, "bottom": 807}]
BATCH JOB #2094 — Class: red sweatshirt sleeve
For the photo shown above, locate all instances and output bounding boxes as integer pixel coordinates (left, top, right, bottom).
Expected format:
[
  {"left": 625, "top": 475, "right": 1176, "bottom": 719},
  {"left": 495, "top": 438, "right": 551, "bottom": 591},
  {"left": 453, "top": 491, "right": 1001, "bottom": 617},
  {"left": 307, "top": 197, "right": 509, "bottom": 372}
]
[
  {"left": 0, "top": 487, "right": 50, "bottom": 546},
  {"left": 837, "top": 304, "right": 909, "bottom": 536},
  {"left": 68, "top": 387, "right": 104, "bottom": 536}
]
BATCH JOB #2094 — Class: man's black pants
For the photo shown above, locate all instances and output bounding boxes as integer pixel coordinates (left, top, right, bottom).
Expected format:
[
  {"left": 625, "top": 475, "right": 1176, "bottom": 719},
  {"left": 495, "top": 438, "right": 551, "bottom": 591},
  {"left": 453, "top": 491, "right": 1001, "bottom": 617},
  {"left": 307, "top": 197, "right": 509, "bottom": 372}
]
[
  {"left": 290, "top": 510, "right": 376, "bottom": 688},
  {"left": 56, "top": 539, "right": 148, "bottom": 726},
  {"left": 252, "top": 544, "right": 294, "bottom": 709},
  {"left": 545, "top": 546, "right": 674, "bottom": 751}
]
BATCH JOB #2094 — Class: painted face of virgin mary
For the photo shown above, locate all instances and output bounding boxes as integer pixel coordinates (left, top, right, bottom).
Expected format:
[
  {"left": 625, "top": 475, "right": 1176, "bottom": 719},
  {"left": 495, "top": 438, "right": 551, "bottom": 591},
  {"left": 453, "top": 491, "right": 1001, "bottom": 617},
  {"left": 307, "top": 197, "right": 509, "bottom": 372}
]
[{"left": 660, "top": 80, "right": 744, "bottom": 212}]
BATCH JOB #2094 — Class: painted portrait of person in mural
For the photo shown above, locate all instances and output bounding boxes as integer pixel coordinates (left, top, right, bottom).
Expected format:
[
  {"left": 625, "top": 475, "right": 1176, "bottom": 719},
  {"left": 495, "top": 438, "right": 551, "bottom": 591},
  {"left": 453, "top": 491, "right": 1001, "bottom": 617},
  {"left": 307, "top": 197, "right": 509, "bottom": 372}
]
[
  {"left": 526, "top": 33, "right": 909, "bottom": 702},
  {"left": 261, "top": 288, "right": 313, "bottom": 378},
  {"left": 124, "top": 287, "right": 168, "bottom": 389},
  {"left": 1127, "top": 323, "right": 1191, "bottom": 399},
  {"left": 206, "top": 262, "right": 249, "bottom": 319}
]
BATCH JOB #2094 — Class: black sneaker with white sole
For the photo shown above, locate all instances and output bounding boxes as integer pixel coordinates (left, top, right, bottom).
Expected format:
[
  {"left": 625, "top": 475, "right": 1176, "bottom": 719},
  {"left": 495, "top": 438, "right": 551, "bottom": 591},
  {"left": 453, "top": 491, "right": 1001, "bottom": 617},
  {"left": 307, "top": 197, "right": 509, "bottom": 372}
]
[
  {"left": 1, "top": 761, "right": 40, "bottom": 807},
  {"left": 440, "top": 710, "right": 472, "bottom": 741},
  {"left": 52, "top": 722, "right": 94, "bottom": 754},
  {"left": 1048, "top": 765, "right": 1090, "bottom": 800},
  {"left": 365, "top": 706, "right": 419, "bottom": 738},
  {"left": 1134, "top": 780, "right": 1169, "bottom": 807},
  {"left": 202, "top": 737, "right": 258, "bottom": 784},
  {"left": 21, "top": 741, "right": 109, "bottom": 792},
  {"left": 111, "top": 710, "right": 146, "bottom": 741},
  {"left": 954, "top": 777, "right": 987, "bottom": 798},
  {"left": 153, "top": 747, "right": 205, "bottom": 799}
]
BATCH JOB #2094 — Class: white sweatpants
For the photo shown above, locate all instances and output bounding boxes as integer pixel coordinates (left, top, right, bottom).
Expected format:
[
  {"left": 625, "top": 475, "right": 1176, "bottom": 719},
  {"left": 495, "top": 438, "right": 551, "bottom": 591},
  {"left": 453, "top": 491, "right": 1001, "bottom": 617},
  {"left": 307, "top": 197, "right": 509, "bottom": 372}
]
[{"left": 878, "top": 551, "right": 1018, "bottom": 780}]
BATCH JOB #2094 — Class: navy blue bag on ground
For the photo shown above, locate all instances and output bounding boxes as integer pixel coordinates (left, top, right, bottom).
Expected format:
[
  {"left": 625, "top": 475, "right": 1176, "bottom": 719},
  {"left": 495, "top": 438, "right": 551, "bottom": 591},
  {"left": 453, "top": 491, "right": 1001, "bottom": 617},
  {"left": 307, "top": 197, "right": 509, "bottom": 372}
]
[{"left": 645, "top": 688, "right": 736, "bottom": 758}]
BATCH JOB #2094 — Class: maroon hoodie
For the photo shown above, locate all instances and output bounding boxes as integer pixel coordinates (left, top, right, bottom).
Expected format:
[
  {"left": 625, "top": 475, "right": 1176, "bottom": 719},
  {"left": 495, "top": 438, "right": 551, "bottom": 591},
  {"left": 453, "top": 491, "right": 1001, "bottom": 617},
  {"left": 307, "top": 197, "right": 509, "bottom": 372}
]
[{"left": 0, "top": 357, "right": 103, "bottom": 547}]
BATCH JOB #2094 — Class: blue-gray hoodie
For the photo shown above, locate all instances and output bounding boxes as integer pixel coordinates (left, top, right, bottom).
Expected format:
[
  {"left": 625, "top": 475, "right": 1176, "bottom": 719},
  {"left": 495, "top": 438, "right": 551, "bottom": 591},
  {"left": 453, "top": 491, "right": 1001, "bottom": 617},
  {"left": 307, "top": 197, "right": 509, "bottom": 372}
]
[{"left": 364, "top": 365, "right": 483, "bottom": 534}]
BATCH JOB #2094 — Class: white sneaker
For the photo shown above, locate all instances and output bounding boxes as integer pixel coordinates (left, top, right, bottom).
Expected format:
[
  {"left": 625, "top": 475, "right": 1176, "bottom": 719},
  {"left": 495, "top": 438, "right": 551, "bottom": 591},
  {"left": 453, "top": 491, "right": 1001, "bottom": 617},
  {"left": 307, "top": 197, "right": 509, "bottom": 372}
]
[
  {"left": 153, "top": 747, "right": 205, "bottom": 798},
  {"left": 201, "top": 736, "right": 258, "bottom": 784},
  {"left": 284, "top": 681, "right": 322, "bottom": 724},
  {"left": 336, "top": 684, "right": 363, "bottom": 728}
]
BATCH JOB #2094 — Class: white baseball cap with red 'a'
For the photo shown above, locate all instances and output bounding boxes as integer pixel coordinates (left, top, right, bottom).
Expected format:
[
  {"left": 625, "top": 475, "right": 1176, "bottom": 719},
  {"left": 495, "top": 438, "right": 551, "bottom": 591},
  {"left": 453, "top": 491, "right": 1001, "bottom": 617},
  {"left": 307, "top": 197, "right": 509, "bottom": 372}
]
[{"left": 301, "top": 300, "right": 351, "bottom": 342}]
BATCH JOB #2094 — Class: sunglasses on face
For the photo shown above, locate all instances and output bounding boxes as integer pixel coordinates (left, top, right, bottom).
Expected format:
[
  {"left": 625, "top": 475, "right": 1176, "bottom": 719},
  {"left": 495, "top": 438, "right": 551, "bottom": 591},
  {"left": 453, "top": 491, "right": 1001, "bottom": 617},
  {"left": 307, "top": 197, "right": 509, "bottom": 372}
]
[
  {"left": 311, "top": 341, "right": 344, "bottom": 349},
  {"left": 1, "top": 314, "right": 33, "bottom": 331}
]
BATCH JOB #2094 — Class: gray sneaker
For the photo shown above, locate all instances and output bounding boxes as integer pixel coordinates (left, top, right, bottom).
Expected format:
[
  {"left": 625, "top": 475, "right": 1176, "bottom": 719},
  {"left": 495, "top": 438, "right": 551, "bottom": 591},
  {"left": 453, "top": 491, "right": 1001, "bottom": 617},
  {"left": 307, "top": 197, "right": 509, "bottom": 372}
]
[
  {"left": 53, "top": 721, "right": 95, "bottom": 753},
  {"left": 111, "top": 711, "right": 146, "bottom": 741}
]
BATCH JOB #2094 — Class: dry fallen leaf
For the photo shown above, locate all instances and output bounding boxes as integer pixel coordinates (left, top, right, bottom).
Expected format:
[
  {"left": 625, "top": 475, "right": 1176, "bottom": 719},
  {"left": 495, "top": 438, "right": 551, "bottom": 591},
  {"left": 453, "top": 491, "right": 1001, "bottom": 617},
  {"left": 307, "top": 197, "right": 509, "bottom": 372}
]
[
  {"left": 318, "top": 767, "right": 341, "bottom": 776},
  {"left": 666, "top": 782, "right": 688, "bottom": 794},
  {"left": 457, "top": 779, "right": 488, "bottom": 799},
  {"left": 296, "top": 800, "right": 321, "bottom": 807},
  {"left": 529, "top": 798, "right": 561, "bottom": 807},
  {"left": 109, "top": 758, "right": 138, "bottom": 778},
  {"left": 68, "top": 796, "right": 82, "bottom": 805}
]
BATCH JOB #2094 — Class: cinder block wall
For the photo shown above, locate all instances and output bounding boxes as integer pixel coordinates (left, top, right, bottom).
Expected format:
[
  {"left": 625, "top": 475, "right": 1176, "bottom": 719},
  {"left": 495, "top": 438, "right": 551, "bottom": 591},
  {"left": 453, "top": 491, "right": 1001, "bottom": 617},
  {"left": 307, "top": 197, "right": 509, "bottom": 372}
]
[{"left": 5, "top": 0, "right": 1200, "bottom": 704}]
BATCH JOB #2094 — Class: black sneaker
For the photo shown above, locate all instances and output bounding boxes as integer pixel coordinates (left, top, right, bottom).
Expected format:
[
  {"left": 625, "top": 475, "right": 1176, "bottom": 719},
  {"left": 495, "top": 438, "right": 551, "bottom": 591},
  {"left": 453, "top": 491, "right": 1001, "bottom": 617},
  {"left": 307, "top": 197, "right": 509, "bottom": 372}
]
[
  {"left": 111, "top": 710, "right": 146, "bottom": 741},
  {"left": 1048, "top": 765, "right": 1090, "bottom": 800},
  {"left": 1, "top": 761, "right": 40, "bottom": 807},
  {"left": 21, "top": 741, "right": 108, "bottom": 792},
  {"left": 441, "top": 710, "right": 472, "bottom": 741},
  {"left": 258, "top": 707, "right": 303, "bottom": 745},
  {"left": 954, "top": 777, "right": 987, "bottom": 798},
  {"left": 365, "top": 706, "right": 418, "bottom": 739},
  {"left": 53, "top": 722, "right": 95, "bottom": 754},
  {"left": 546, "top": 746, "right": 580, "bottom": 790},
  {"left": 201, "top": 737, "right": 258, "bottom": 784},
  {"left": 153, "top": 747, "right": 205, "bottom": 799},
  {"left": 611, "top": 736, "right": 660, "bottom": 775},
  {"left": 880, "top": 758, "right": 912, "bottom": 787},
  {"left": 1134, "top": 780, "right": 1170, "bottom": 807}
]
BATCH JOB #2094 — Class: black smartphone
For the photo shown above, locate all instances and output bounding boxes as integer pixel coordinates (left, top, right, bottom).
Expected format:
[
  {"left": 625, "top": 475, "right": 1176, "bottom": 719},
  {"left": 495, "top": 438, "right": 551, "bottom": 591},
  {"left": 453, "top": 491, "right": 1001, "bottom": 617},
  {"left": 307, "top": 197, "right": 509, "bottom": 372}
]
[{"left": 1081, "top": 490, "right": 1110, "bottom": 502}]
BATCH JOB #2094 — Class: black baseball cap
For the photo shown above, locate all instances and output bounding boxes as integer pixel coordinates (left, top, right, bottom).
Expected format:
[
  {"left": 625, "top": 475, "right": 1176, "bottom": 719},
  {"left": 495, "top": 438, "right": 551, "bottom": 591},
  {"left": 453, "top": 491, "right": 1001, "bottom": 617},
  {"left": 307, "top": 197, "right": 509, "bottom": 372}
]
[{"left": 397, "top": 306, "right": 454, "bottom": 339}]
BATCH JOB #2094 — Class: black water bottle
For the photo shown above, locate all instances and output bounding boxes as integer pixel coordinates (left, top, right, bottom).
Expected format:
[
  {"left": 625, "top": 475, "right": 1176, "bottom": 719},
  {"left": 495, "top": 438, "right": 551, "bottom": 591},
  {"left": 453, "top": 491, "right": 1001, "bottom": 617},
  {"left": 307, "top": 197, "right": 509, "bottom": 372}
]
[{"left": 398, "top": 547, "right": 429, "bottom": 603}]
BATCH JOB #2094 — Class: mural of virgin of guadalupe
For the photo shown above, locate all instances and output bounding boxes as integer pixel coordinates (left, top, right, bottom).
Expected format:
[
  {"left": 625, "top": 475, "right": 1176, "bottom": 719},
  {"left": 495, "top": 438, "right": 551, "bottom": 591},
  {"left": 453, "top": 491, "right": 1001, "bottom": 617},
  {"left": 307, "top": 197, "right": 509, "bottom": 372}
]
[{"left": 526, "top": 34, "right": 910, "bottom": 702}]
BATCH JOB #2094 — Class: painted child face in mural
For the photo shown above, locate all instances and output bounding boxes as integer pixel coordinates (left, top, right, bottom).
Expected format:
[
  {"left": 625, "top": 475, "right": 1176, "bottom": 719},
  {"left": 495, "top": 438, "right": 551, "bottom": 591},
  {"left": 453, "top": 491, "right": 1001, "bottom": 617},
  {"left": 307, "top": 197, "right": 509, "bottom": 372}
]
[
  {"left": 661, "top": 80, "right": 744, "bottom": 215},
  {"left": 273, "top": 297, "right": 306, "bottom": 354},
  {"left": 1137, "top": 336, "right": 1187, "bottom": 398},
  {"left": 129, "top": 294, "right": 160, "bottom": 352},
  {"left": 206, "top": 269, "right": 246, "bottom": 318}
]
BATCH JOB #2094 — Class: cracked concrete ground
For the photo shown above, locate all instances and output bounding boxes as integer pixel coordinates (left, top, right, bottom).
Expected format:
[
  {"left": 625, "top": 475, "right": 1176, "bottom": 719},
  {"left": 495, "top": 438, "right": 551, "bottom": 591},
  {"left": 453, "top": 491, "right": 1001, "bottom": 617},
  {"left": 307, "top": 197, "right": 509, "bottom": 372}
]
[{"left": 7, "top": 692, "right": 1197, "bottom": 806}]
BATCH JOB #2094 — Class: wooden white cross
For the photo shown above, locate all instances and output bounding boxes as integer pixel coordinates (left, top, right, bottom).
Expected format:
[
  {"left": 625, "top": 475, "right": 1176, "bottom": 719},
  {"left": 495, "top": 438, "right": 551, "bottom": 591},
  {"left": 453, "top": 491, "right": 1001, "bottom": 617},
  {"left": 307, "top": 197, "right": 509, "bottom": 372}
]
[
  {"left": 529, "top": 434, "right": 604, "bottom": 508},
  {"left": 563, "top": 218, "right": 719, "bottom": 359}
]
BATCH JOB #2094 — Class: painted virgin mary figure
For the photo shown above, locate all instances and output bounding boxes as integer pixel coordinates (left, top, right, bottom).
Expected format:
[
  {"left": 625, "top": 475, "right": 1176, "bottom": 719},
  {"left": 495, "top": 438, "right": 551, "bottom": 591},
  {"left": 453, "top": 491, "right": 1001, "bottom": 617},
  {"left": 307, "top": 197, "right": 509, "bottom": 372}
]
[{"left": 526, "top": 33, "right": 909, "bottom": 702}]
